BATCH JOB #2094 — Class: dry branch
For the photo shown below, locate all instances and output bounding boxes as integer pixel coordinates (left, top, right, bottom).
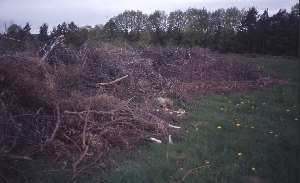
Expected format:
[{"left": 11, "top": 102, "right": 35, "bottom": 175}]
[
  {"left": 82, "top": 107, "right": 90, "bottom": 148},
  {"left": 0, "top": 172, "right": 10, "bottom": 183},
  {"left": 42, "top": 35, "right": 65, "bottom": 61},
  {"left": 0, "top": 155, "right": 31, "bottom": 160},
  {"left": 176, "top": 165, "right": 210, "bottom": 183},
  {"left": 67, "top": 155, "right": 100, "bottom": 183},
  {"left": 64, "top": 110, "right": 113, "bottom": 115},
  {"left": 72, "top": 146, "right": 89, "bottom": 172},
  {"left": 48, "top": 102, "right": 61, "bottom": 143},
  {"left": 150, "top": 138, "right": 169, "bottom": 161},
  {"left": 97, "top": 75, "right": 128, "bottom": 86},
  {"left": 63, "top": 133, "right": 82, "bottom": 154}
]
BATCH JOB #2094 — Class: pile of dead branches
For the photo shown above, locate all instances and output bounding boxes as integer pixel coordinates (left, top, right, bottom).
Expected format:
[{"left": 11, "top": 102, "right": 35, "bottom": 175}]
[
  {"left": 0, "top": 49, "right": 180, "bottom": 175},
  {"left": 0, "top": 40, "right": 294, "bottom": 179}
]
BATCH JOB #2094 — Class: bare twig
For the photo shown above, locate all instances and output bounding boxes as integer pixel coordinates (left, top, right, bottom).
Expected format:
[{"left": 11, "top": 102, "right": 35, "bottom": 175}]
[
  {"left": 63, "top": 133, "right": 82, "bottom": 154},
  {"left": 64, "top": 110, "right": 113, "bottom": 115},
  {"left": 175, "top": 165, "right": 210, "bottom": 183},
  {"left": 42, "top": 35, "right": 65, "bottom": 61},
  {"left": 0, "top": 172, "right": 11, "bottom": 183},
  {"left": 161, "top": 143, "right": 169, "bottom": 161},
  {"left": 67, "top": 155, "right": 100, "bottom": 183},
  {"left": 72, "top": 146, "right": 89, "bottom": 172},
  {"left": 48, "top": 102, "right": 61, "bottom": 143},
  {"left": 0, "top": 155, "right": 31, "bottom": 160},
  {"left": 150, "top": 138, "right": 169, "bottom": 161},
  {"left": 184, "top": 122, "right": 207, "bottom": 131},
  {"left": 36, "top": 108, "right": 43, "bottom": 114},
  {"left": 72, "top": 101, "right": 91, "bottom": 172},
  {"left": 97, "top": 75, "right": 128, "bottom": 86},
  {"left": 82, "top": 106, "right": 90, "bottom": 148},
  {"left": 4, "top": 136, "right": 18, "bottom": 154}
]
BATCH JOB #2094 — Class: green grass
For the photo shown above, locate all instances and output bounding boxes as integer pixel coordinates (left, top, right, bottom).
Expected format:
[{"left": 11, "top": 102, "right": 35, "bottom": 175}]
[
  {"left": 2, "top": 57, "right": 298, "bottom": 183},
  {"left": 98, "top": 84, "right": 298, "bottom": 183},
  {"left": 235, "top": 57, "right": 299, "bottom": 83}
]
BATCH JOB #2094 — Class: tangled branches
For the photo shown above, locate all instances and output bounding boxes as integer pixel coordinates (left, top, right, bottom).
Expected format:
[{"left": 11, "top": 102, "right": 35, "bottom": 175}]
[{"left": 0, "top": 41, "right": 295, "bottom": 181}]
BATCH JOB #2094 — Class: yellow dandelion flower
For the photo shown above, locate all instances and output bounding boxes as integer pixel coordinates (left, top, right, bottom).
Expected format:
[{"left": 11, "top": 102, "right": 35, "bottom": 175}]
[
  {"left": 236, "top": 124, "right": 241, "bottom": 127},
  {"left": 251, "top": 105, "right": 255, "bottom": 109},
  {"left": 217, "top": 126, "right": 222, "bottom": 129},
  {"left": 238, "top": 152, "right": 242, "bottom": 156},
  {"left": 251, "top": 167, "right": 256, "bottom": 171},
  {"left": 205, "top": 160, "right": 210, "bottom": 164},
  {"left": 295, "top": 118, "right": 298, "bottom": 121},
  {"left": 275, "top": 134, "right": 278, "bottom": 137},
  {"left": 236, "top": 104, "right": 240, "bottom": 106},
  {"left": 270, "top": 132, "right": 273, "bottom": 134},
  {"left": 286, "top": 110, "right": 290, "bottom": 112},
  {"left": 251, "top": 126, "right": 254, "bottom": 129},
  {"left": 241, "top": 102, "right": 244, "bottom": 105},
  {"left": 220, "top": 108, "right": 224, "bottom": 110}
]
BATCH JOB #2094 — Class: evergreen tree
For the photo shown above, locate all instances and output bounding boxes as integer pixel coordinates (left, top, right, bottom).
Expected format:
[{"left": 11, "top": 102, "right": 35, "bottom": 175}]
[
  {"left": 256, "top": 9, "right": 270, "bottom": 54},
  {"left": 6, "top": 24, "right": 22, "bottom": 39},
  {"left": 240, "top": 7, "right": 259, "bottom": 53},
  {"left": 5, "top": 24, "right": 22, "bottom": 50},
  {"left": 287, "top": 3, "right": 299, "bottom": 56},
  {"left": 38, "top": 23, "right": 49, "bottom": 43},
  {"left": 20, "top": 22, "right": 31, "bottom": 40}
]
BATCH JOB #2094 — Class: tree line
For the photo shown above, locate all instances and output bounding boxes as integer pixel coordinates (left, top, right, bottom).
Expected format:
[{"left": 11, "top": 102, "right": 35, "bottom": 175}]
[{"left": 1, "top": 3, "right": 299, "bottom": 57}]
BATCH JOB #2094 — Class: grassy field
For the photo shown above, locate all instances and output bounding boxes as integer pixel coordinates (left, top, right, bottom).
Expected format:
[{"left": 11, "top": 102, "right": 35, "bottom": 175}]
[{"left": 6, "top": 57, "right": 299, "bottom": 183}]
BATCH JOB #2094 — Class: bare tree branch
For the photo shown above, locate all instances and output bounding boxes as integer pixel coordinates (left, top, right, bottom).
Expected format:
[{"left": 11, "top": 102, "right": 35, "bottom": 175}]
[
  {"left": 48, "top": 102, "right": 61, "bottom": 143},
  {"left": 42, "top": 35, "right": 65, "bottom": 61},
  {"left": 97, "top": 75, "right": 128, "bottom": 86}
]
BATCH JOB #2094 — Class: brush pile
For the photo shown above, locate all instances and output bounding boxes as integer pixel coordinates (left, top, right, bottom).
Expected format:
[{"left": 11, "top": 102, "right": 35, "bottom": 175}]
[{"left": 0, "top": 40, "right": 285, "bottom": 173}]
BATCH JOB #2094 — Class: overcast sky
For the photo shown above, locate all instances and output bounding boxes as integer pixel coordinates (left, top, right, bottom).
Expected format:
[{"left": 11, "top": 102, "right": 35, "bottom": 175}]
[{"left": 0, "top": 0, "right": 298, "bottom": 33}]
